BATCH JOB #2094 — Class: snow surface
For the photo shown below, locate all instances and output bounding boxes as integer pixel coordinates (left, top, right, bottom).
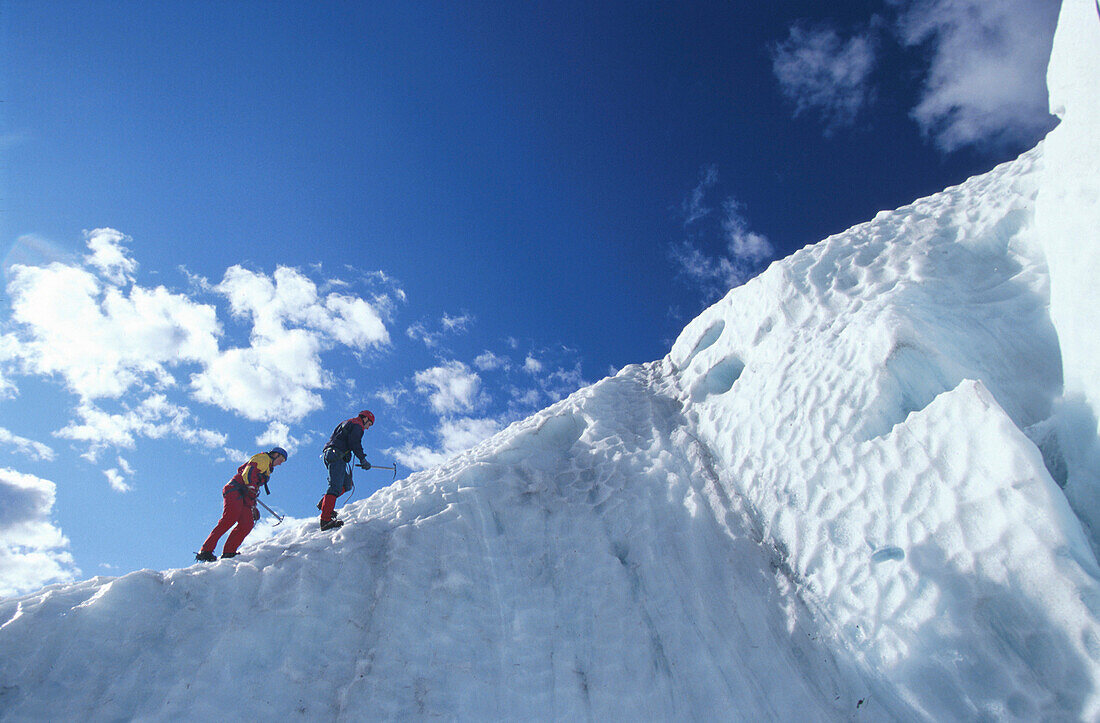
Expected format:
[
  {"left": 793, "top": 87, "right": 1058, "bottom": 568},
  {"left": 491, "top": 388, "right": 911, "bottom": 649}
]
[
  {"left": 4, "top": 2, "right": 1100, "bottom": 721},
  {"left": 1036, "top": 0, "right": 1100, "bottom": 539}
]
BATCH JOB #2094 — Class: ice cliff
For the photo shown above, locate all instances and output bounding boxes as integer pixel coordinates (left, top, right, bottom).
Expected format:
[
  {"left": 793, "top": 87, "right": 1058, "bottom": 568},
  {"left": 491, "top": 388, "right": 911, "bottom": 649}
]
[{"left": 2, "top": 1, "right": 1100, "bottom": 720}]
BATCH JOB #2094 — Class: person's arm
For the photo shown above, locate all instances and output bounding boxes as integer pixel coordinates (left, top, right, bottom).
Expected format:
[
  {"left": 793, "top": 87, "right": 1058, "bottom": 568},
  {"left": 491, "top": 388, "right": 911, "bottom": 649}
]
[
  {"left": 349, "top": 426, "right": 370, "bottom": 467},
  {"left": 244, "top": 463, "right": 269, "bottom": 499}
]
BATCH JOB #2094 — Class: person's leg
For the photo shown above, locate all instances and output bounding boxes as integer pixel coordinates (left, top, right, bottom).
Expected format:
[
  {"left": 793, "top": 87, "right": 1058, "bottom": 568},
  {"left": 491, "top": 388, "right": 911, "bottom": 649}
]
[
  {"left": 201, "top": 490, "right": 244, "bottom": 553},
  {"left": 321, "top": 451, "right": 350, "bottom": 522},
  {"left": 320, "top": 493, "right": 338, "bottom": 521},
  {"left": 222, "top": 504, "right": 255, "bottom": 556}
]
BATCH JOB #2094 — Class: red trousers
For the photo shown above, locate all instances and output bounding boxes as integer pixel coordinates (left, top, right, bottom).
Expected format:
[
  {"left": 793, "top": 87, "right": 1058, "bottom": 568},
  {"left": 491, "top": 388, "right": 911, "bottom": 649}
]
[{"left": 201, "top": 486, "right": 255, "bottom": 556}]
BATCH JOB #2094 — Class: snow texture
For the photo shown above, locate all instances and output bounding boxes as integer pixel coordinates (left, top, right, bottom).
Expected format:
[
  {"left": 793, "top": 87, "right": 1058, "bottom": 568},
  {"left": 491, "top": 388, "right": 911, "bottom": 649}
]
[
  {"left": 3, "top": 2, "right": 1100, "bottom": 720},
  {"left": 1037, "top": 0, "right": 1100, "bottom": 539}
]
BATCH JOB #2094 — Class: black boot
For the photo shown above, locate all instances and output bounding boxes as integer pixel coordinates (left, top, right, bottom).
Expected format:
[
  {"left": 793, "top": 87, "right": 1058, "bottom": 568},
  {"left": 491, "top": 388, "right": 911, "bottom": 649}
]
[
  {"left": 195, "top": 550, "right": 216, "bottom": 563},
  {"left": 320, "top": 518, "right": 344, "bottom": 531},
  {"left": 220, "top": 552, "right": 239, "bottom": 559}
]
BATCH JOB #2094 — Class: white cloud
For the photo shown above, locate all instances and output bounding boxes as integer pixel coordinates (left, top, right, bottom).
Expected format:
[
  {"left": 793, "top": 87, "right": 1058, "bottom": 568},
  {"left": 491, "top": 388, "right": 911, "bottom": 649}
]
[
  {"left": 414, "top": 361, "right": 486, "bottom": 415},
  {"left": 216, "top": 265, "right": 390, "bottom": 349},
  {"left": 683, "top": 164, "right": 718, "bottom": 226},
  {"left": 474, "top": 351, "right": 510, "bottom": 372},
  {"left": 103, "top": 467, "right": 131, "bottom": 493},
  {"left": 6, "top": 253, "right": 221, "bottom": 400},
  {"left": 390, "top": 416, "right": 503, "bottom": 471},
  {"left": 55, "top": 395, "right": 227, "bottom": 463},
  {"left": 4, "top": 229, "right": 399, "bottom": 460},
  {"left": 191, "top": 265, "right": 393, "bottom": 422},
  {"left": 0, "top": 467, "right": 78, "bottom": 598},
  {"left": 772, "top": 23, "right": 877, "bottom": 132},
  {"left": 542, "top": 364, "right": 586, "bottom": 403},
  {"left": 376, "top": 383, "right": 410, "bottom": 407},
  {"left": 504, "top": 350, "right": 586, "bottom": 413},
  {"left": 191, "top": 328, "right": 331, "bottom": 422},
  {"left": 511, "top": 388, "right": 542, "bottom": 408},
  {"left": 407, "top": 312, "right": 473, "bottom": 348},
  {"left": 673, "top": 180, "right": 775, "bottom": 300},
  {"left": 0, "top": 334, "right": 22, "bottom": 399},
  {"left": 406, "top": 322, "right": 435, "bottom": 347},
  {"left": 771, "top": 2, "right": 1058, "bottom": 151},
  {"left": 896, "top": 0, "right": 1059, "bottom": 151},
  {"left": 324, "top": 293, "right": 389, "bottom": 349},
  {"left": 0, "top": 427, "right": 55, "bottom": 462},
  {"left": 721, "top": 198, "right": 775, "bottom": 265},
  {"left": 95, "top": 458, "right": 133, "bottom": 493},
  {"left": 361, "top": 269, "right": 408, "bottom": 304},
  {"left": 441, "top": 312, "right": 472, "bottom": 333},
  {"left": 255, "top": 421, "right": 303, "bottom": 456},
  {"left": 83, "top": 228, "right": 137, "bottom": 285}
]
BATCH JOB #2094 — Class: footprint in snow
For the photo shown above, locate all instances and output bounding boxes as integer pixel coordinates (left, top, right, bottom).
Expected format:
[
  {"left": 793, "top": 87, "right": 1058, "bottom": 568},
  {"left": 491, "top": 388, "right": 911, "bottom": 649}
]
[{"left": 870, "top": 546, "right": 905, "bottom": 564}]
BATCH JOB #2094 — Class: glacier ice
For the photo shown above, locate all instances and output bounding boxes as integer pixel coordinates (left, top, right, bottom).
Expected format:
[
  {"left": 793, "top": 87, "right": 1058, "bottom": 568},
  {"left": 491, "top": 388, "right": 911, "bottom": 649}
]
[{"left": 3, "top": 1, "right": 1100, "bottom": 720}]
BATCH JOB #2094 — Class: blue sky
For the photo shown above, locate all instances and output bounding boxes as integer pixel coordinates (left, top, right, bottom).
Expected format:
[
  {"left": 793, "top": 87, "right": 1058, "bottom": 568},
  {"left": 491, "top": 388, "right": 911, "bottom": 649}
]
[{"left": 0, "top": 0, "right": 1060, "bottom": 594}]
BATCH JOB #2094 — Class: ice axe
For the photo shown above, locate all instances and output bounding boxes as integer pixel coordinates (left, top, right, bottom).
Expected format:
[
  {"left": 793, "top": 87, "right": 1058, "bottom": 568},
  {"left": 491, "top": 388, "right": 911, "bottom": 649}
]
[
  {"left": 359, "top": 461, "right": 399, "bottom": 481},
  {"left": 255, "top": 498, "right": 285, "bottom": 526}
]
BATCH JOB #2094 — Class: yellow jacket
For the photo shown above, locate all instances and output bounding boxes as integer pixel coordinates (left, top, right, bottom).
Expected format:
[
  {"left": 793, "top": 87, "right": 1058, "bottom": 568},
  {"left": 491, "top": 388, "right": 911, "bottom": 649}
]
[{"left": 227, "top": 452, "right": 276, "bottom": 499}]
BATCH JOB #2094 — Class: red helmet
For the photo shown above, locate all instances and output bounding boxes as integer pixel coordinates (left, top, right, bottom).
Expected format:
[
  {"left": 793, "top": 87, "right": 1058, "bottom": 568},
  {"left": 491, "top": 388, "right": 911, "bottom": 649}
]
[{"left": 359, "top": 410, "right": 375, "bottom": 425}]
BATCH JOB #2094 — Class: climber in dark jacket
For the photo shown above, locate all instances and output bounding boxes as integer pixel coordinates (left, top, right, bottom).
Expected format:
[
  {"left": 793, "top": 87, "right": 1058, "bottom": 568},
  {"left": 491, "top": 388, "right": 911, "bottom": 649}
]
[{"left": 318, "top": 410, "right": 373, "bottom": 530}]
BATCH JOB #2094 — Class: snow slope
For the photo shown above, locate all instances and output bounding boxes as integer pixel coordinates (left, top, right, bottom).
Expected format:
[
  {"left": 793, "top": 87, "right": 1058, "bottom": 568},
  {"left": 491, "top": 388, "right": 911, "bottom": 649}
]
[
  {"left": 3, "top": 2, "right": 1100, "bottom": 721},
  {"left": 671, "top": 143, "right": 1100, "bottom": 719},
  {"left": 1036, "top": 0, "right": 1100, "bottom": 537}
]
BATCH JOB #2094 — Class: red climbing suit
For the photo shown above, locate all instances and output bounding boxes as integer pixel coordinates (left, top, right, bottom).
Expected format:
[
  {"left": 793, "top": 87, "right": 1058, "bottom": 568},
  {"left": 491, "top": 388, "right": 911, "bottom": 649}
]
[{"left": 200, "top": 452, "right": 277, "bottom": 557}]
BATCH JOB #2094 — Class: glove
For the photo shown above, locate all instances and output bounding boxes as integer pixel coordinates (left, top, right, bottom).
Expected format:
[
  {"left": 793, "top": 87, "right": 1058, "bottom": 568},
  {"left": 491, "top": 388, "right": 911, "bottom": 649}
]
[
  {"left": 252, "top": 507, "right": 260, "bottom": 522},
  {"left": 359, "top": 460, "right": 371, "bottom": 470}
]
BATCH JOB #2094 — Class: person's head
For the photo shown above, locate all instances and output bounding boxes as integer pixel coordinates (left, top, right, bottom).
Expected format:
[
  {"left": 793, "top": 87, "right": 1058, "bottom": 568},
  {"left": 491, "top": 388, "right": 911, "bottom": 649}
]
[
  {"left": 269, "top": 447, "right": 288, "bottom": 466},
  {"left": 359, "top": 410, "right": 375, "bottom": 429}
]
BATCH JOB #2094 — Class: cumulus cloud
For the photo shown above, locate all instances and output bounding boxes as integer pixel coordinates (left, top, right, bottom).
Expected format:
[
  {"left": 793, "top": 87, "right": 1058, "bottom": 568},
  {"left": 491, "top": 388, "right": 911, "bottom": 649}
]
[
  {"left": 0, "top": 467, "right": 78, "bottom": 598},
  {"left": 103, "top": 467, "right": 131, "bottom": 493},
  {"left": 83, "top": 228, "right": 138, "bottom": 285},
  {"left": 216, "top": 265, "right": 389, "bottom": 350},
  {"left": 721, "top": 199, "right": 774, "bottom": 265},
  {"left": 255, "top": 421, "right": 304, "bottom": 455},
  {"left": 474, "top": 351, "right": 510, "bottom": 372},
  {"left": 190, "top": 264, "right": 393, "bottom": 422},
  {"left": 395, "top": 354, "right": 585, "bottom": 472},
  {"left": 414, "top": 361, "right": 486, "bottom": 415},
  {"left": 55, "top": 395, "right": 227, "bottom": 465},
  {"left": 191, "top": 327, "right": 331, "bottom": 422},
  {"left": 393, "top": 342, "right": 585, "bottom": 470},
  {"left": 390, "top": 416, "right": 503, "bottom": 471},
  {"left": 0, "top": 334, "right": 21, "bottom": 399},
  {"left": 6, "top": 255, "right": 221, "bottom": 400},
  {"left": 896, "top": 0, "right": 1059, "bottom": 151},
  {"left": 0, "top": 427, "right": 55, "bottom": 462},
  {"left": 772, "top": 23, "right": 877, "bottom": 132}
]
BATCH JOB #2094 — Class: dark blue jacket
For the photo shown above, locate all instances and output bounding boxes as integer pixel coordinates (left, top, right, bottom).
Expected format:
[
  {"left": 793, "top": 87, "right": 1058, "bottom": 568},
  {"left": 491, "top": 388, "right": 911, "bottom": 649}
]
[{"left": 324, "top": 417, "right": 367, "bottom": 464}]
